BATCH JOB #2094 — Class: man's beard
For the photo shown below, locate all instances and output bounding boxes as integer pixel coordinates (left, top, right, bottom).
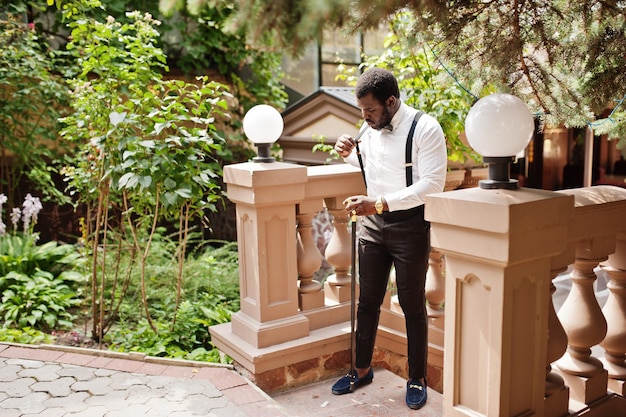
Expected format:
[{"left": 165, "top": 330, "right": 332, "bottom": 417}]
[{"left": 370, "top": 106, "right": 393, "bottom": 131}]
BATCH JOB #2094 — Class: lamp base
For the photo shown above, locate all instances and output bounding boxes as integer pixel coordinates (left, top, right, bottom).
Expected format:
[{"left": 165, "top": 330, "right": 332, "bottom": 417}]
[
  {"left": 252, "top": 155, "right": 276, "bottom": 163},
  {"left": 480, "top": 156, "right": 519, "bottom": 190},
  {"left": 252, "top": 143, "right": 275, "bottom": 163},
  {"left": 479, "top": 178, "right": 519, "bottom": 190}
]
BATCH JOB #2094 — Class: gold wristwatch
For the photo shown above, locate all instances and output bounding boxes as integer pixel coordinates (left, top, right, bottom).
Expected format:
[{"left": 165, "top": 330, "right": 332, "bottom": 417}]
[{"left": 375, "top": 196, "right": 384, "bottom": 215}]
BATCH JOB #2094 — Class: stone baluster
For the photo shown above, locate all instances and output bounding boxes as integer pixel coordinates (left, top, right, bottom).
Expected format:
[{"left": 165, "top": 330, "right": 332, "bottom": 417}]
[
  {"left": 553, "top": 185, "right": 626, "bottom": 408},
  {"left": 602, "top": 231, "right": 626, "bottom": 396},
  {"left": 296, "top": 210, "right": 324, "bottom": 310},
  {"left": 555, "top": 256, "right": 609, "bottom": 404},
  {"left": 323, "top": 205, "right": 353, "bottom": 304},
  {"left": 544, "top": 266, "right": 570, "bottom": 417},
  {"left": 425, "top": 249, "right": 445, "bottom": 316},
  {"left": 600, "top": 266, "right": 626, "bottom": 395}
]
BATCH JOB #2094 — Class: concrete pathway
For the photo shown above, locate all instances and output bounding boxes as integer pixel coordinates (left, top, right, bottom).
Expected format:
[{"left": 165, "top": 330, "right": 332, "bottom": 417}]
[
  {"left": 0, "top": 342, "right": 443, "bottom": 416},
  {"left": 0, "top": 343, "right": 290, "bottom": 417}
]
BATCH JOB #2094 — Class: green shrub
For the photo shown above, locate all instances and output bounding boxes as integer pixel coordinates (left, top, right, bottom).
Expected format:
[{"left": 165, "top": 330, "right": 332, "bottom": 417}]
[
  {"left": 0, "top": 193, "right": 86, "bottom": 332},
  {"left": 0, "top": 327, "right": 55, "bottom": 344}
]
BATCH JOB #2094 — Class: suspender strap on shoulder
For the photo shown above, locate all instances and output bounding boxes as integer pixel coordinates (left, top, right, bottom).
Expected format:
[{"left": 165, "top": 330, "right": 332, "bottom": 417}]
[{"left": 405, "top": 111, "right": 424, "bottom": 187}]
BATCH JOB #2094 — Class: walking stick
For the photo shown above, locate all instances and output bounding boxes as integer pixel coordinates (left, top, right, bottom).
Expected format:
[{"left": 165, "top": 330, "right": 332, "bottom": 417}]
[
  {"left": 348, "top": 127, "right": 367, "bottom": 392},
  {"left": 349, "top": 209, "right": 358, "bottom": 392},
  {"left": 353, "top": 130, "right": 367, "bottom": 189}
]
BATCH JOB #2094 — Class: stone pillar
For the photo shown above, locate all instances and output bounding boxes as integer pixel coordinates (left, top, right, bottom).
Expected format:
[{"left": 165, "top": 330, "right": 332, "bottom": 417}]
[
  {"left": 425, "top": 187, "right": 574, "bottom": 417},
  {"left": 219, "top": 161, "right": 309, "bottom": 348}
]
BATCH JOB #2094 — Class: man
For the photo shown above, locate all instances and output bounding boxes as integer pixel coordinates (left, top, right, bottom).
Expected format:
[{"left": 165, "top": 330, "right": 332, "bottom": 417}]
[{"left": 331, "top": 67, "right": 447, "bottom": 410}]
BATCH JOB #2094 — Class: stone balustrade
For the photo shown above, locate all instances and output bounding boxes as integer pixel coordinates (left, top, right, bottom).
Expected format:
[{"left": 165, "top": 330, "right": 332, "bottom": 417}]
[{"left": 209, "top": 161, "right": 626, "bottom": 416}]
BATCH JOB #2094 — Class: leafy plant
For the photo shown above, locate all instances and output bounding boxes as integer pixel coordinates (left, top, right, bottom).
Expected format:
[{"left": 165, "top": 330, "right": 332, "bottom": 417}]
[
  {"left": 57, "top": 2, "right": 234, "bottom": 343},
  {"left": 335, "top": 11, "right": 480, "bottom": 164},
  {"left": 0, "top": 327, "right": 55, "bottom": 344},
  {"left": 0, "top": 193, "right": 85, "bottom": 332},
  {"left": 0, "top": 13, "right": 71, "bottom": 206},
  {"left": 1, "top": 270, "right": 80, "bottom": 330},
  {"left": 312, "top": 135, "right": 341, "bottom": 164}
]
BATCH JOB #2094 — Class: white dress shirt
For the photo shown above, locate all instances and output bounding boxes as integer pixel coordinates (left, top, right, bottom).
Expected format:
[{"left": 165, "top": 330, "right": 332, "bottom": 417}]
[{"left": 344, "top": 101, "right": 447, "bottom": 212}]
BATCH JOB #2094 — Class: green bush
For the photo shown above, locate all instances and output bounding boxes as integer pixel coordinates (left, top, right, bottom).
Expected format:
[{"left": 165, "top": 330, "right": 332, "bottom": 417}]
[
  {"left": 0, "top": 193, "right": 86, "bottom": 332},
  {"left": 1, "top": 270, "right": 81, "bottom": 330}
]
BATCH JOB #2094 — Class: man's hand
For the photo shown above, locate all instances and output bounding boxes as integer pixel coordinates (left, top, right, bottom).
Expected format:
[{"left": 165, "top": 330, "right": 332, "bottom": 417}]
[
  {"left": 343, "top": 195, "right": 377, "bottom": 216},
  {"left": 334, "top": 134, "right": 358, "bottom": 158}
]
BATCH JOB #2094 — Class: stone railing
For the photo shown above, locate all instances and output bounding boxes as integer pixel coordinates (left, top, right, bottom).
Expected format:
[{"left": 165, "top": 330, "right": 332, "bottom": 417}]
[
  {"left": 426, "top": 184, "right": 626, "bottom": 416},
  {"left": 209, "top": 161, "right": 626, "bottom": 416}
]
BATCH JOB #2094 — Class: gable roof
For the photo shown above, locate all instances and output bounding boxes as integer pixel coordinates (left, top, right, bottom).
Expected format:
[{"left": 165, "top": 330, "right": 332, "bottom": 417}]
[{"left": 279, "top": 87, "right": 360, "bottom": 165}]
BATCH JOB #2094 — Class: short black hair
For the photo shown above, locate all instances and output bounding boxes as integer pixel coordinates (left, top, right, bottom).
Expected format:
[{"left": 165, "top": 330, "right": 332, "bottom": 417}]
[{"left": 355, "top": 68, "right": 400, "bottom": 104}]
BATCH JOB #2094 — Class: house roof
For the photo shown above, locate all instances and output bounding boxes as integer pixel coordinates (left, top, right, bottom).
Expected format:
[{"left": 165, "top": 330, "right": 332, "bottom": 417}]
[{"left": 282, "top": 87, "right": 357, "bottom": 117}]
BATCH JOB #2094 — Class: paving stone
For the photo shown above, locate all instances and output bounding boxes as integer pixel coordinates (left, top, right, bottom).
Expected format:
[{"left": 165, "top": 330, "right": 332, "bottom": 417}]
[
  {"left": 200, "top": 383, "right": 225, "bottom": 399},
  {"left": 135, "top": 362, "right": 168, "bottom": 376},
  {"left": 58, "top": 352, "right": 102, "bottom": 366},
  {"left": 106, "top": 358, "right": 145, "bottom": 373},
  {"left": 145, "top": 375, "right": 180, "bottom": 389},
  {"left": 0, "top": 344, "right": 288, "bottom": 417},
  {"left": 0, "top": 364, "right": 22, "bottom": 382},
  {"left": 85, "top": 357, "right": 113, "bottom": 370},
  {"left": 195, "top": 367, "right": 247, "bottom": 390},
  {"left": 0, "top": 377, "right": 37, "bottom": 397},
  {"left": 105, "top": 404, "right": 150, "bottom": 417},
  {"left": 71, "top": 376, "right": 114, "bottom": 396},
  {"left": 19, "top": 363, "right": 63, "bottom": 381},
  {"left": 93, "top": 367, "right": 117, "bottom": 377},
  {"left": 43, "top": 391, "right": 91, "bottom": 412},
  {"left": 108, "top": 372, "right": 149, "bottom": 390},
  {"left": 0, "top": 391, "right": 49, "bottom": 414},
  {"left": 0, "top": 408, "right": 21, "bottom": 417},
  {"left": 238, "top": 400, "right": 292, "bottom": 417},
  {"left": 6, "top": 358, "right": 45, "bottom": 369},
  {"left": 32, "top": 376, "right": 76, "bottom": 397},
  {"left": 57, "top": 364, "right": 98, "bottom": 381},
  {"left": 183, "top": 393, "right": 230, "bottom": 415},
  {"left": 221, "top": 384, "right": 268, "bottom": 406},
  {"left": 161, "top": 365, "right": 202, "bottom": 378},
  {"left": 85, "top": 389, "right": 129, "bottom": 409},
  {"left": 126, "top": 384, "right": 166, "bottom": 405},
  {"left": 144, "top": 396, "right": 189, "bottom": 415},
  {"left": 200, "top": 403, "right": 249, "bottom": 417},
  {"left": 23, "top": 408, "right": 65, "bottom": 417},
  {"left": 164, "top": 379, "right": 210, "bottom": 401},
  {"left": 4, "top": 348, "right": 62, "bottom": 363},
  {"left": 66, "top": 404, "right": 108, "bottom": 416}
]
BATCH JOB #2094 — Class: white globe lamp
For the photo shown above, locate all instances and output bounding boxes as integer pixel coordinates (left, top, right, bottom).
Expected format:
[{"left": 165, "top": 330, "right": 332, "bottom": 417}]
[
  {"left": 243, "top": 104, "right": 284, "bottom": 163},
  {"left": 465, "top": 93, "right": 534, "bottom": 189}
]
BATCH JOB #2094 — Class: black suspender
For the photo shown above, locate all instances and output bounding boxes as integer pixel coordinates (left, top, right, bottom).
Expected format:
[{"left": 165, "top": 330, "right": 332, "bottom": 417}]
[
  {"left": 405, "top": 111, "right": 424, "bottom": 186},
  {"left": 355, "top": 110, "right": 425, "bottom": 190}
]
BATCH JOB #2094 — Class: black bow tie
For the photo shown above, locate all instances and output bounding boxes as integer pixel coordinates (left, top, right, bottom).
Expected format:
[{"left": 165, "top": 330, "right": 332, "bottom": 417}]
[{"left": 383, "top": 124, "right": 393, "bottom": 131}]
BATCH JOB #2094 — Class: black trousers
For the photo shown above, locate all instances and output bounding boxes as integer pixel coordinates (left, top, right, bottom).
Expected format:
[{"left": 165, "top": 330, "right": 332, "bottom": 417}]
[{"left": 355, "top": 205, "right": 430, "bottom": 380}]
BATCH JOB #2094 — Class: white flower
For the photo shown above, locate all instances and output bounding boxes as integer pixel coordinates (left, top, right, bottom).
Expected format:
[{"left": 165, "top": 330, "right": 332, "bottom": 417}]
[
  {"left": 11, "top": 208, "right": 21, "bottom": 229},
  {"left": 0, "top": 193, "right": 6, "bottom": 236},
  {"left": 22, "top": 194, "right": 42, "bottom": 233}
]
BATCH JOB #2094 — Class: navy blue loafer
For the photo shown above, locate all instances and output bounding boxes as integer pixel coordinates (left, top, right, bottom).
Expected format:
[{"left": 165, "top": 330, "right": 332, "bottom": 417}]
[
  {"left": 331, "top": 368, "right": 374, "bottom": 395},
  {"left": 406, "top": 378, "right": 427, "bottom": 409}
]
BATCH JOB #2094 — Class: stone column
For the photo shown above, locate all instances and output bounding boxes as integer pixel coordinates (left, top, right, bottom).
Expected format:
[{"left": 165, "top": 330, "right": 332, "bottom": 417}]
[
  {"left": 220, "top": 161, "right": 310, "bottom": 348},
  {"left": 425, "top": 187, "right": 574, "bottom": 417}
]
